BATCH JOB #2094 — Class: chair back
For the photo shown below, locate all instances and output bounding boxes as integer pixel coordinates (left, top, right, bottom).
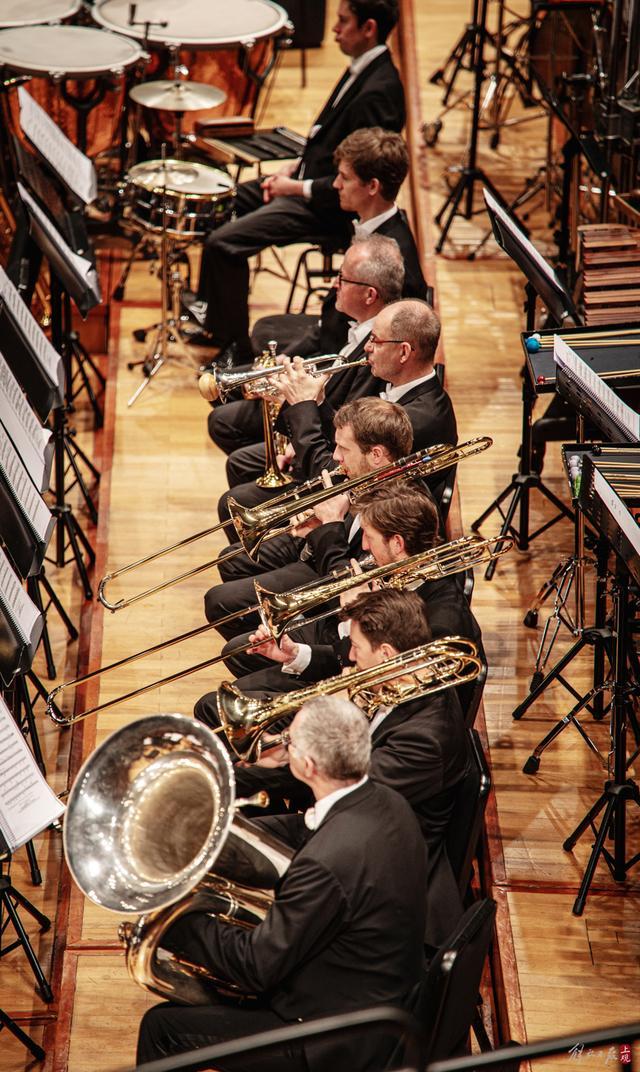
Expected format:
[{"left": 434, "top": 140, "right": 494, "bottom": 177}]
[
  {"left": 420, "top": 898, "right": 497, "bottom": 1064},
  {"left": 445, "top": 730, "right": 491, "bottom": 898}
]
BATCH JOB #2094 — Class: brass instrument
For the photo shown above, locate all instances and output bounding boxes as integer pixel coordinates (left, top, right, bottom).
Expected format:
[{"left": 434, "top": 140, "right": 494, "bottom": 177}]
[
  {"left": 218, "top": 636, "right": 483, "bottom": 762},
  {"left": 198, "top": 351, "right": 365, "bottom": 404},
  {"left": 255, "top": 342, "right": 293, "bottom": 490},
  {"left": 98, "top": 435, "right": 492, "bottom": 611},
  {"left": 62, "top": 714, "right": 294, "bottom": 1004},
  {"left": 49, "top": 531, "right": 507, "bottom": 727}
]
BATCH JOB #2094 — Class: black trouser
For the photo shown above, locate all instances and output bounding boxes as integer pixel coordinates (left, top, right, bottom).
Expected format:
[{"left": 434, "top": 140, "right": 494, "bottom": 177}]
[
  {"left": 137, "top": 1000, "right": 307, "bottom": 1071},
  {"left": 197, "top": 179, "right": 347, "bottom": 357},
  {"left": 209, "top": 398, "right": 263, "bottom": 456},
  {"left": 206, "top": 558, "right": 317, "bottom": 637}
]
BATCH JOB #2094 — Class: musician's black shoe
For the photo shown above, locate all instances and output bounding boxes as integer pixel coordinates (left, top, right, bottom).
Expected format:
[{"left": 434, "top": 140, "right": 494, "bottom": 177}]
[
  {"left": 183, "top": 326, "right": 218, "bottom": 348},
  {"left": 198, "top": 342, "right": 240, "bottom": 374}
]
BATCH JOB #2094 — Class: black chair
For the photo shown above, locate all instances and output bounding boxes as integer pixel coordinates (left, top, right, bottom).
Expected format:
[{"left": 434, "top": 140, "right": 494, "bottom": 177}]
[
  {"left": 419, "top": 897, "right": 497, "bottom": 1064},
  {"left": 463, "top": 659, "right": 488, "bottom": 730},
  {"left": 285, "top": 236, "right": 345, "bottom": 314},
  {"left": 446, "top": 729, "right": 491, "bottom": 900}
]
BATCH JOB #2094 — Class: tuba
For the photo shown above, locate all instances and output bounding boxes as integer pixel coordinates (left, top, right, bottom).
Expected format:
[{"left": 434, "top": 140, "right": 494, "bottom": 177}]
[{"left": 63, "top": 714, "right": 293, "bottom": 1005}]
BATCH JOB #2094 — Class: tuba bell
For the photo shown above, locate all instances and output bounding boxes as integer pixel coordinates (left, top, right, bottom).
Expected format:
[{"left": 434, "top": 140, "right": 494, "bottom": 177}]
[{"left": 63, "top": 714, "right": 293, "bottom": 1005}]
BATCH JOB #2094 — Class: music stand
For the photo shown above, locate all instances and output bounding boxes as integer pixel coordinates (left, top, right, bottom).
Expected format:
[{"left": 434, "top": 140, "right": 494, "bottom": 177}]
[
  {"left": 17, "top": 181, "right": 100, "bottom": 599},
  {"left": 471, "top": 188, "right": 577, "bottom": 579}
]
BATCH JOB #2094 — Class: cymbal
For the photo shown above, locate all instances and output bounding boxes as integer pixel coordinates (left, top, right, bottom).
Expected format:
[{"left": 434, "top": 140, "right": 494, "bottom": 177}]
[{"left": 130, "top": 79, "right": 226, "bottom": 112}]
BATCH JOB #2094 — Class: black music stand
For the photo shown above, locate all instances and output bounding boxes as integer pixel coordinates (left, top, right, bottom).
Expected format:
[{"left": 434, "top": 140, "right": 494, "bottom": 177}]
[
  {"left": 471, "top": 189, "right": 577, "bottom": 579},
  {"left": 18, "top": 182, "right": 100, "bottom": 599}
]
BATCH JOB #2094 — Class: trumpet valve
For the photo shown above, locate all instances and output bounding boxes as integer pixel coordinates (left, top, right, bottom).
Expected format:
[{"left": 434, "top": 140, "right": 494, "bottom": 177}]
[{"left": 198, "top": 372, "right": 220, "bottom": 403}]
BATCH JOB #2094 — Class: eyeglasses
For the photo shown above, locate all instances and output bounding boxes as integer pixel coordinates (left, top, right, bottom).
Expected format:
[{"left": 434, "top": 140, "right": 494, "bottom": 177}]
[
  {"left": 279, "top": 729, "right": 298, "bottom": 754},
  {"left": 337, "top": 271, "right": 374, "bottom": 288},
  {"left": 368, "top": 333, "right": 415, "bottom": 350}
]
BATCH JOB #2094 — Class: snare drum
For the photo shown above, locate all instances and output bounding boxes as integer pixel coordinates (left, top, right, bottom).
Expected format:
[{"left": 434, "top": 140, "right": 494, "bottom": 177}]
[
  {"left": 0, "top": 25, "right": 145, "bottom": 160},
  {"left": 125, "top": 159, "right": 236, "bottom": 238},
  {"left": 0, "top": 0, "right": 80, "bottom": 27}
]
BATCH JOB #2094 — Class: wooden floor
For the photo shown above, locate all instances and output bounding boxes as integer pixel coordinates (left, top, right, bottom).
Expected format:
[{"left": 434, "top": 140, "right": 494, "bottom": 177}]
[{"left": 2, "top": 1, "right": 640, "bottom": 1069}]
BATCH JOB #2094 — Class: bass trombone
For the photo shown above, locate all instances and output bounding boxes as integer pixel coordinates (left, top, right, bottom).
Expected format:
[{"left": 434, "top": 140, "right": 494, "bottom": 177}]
[
  {"left": 217, "top": 635, "right": 484, "bottom": 761},
  {"left": 98, "top": 436, "right": 492, "bottom": 611},
  {"left": 47, "top": 531, "right": 509, "bottom": 726}
]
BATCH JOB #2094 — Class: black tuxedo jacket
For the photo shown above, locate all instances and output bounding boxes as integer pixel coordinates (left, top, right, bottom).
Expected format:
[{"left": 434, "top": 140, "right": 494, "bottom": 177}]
[
  {"left": 168, "top": 781, "right": 426, "bottom": 1072},
  {"left": 299, "top": 51, "right": 406, "bottom": 211}
]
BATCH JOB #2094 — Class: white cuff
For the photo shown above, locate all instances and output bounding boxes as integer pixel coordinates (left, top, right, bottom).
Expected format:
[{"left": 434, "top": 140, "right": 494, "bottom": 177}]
[
  {"left": 302, "top": 179, "right": 313, "bottom": 200},
  {"left": 282, "top": 643, "right": 312, "bottom": 675}
]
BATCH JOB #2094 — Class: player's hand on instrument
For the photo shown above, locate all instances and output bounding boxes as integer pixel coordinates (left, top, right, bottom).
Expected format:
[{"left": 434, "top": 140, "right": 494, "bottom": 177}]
[
  {"left": 277, "top": 356, "right": 329, "bottom": 405},
  {"left": 277, "top": 441, "right": 296, "bottom": 472},
  {"left": 312, "top": 492, "right": 351, "bottom": 527},
  {"left": 290, "top": 509, "right": 322, "bottom": 537},
  {"left": 248, "top": 625, "right": 299, "bottom": 665},
  {"left": 254, "top": 737, "right": 289, "bottom": 768},
  {"left": 339, "top": 557, "right": 375, "bottom": 607}
]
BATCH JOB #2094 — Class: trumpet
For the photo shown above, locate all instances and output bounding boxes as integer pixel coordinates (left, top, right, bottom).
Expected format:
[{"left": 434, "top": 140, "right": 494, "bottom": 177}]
[
  {"left": 47, "top": 531, "right": 508, "bottom": 726},
  {"left": 217, "top": 636, "right": 483, "bottom": 761},
  {"left": 198, "top": 352, "right": 366, "bottom": 404},
  {"left": 98, "top": 436, "right": 492, "bottom": 612}
]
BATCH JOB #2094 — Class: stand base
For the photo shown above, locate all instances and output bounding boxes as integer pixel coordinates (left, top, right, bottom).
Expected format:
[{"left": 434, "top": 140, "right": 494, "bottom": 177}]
[
  {"left": 0, "top": 877, "right": 53, "bottom": 1004},
  {"left": 0, "top": 1008, "right": 45, "bottom": 1061},
  {"left": 564, "top": 779, "right": 640, "bottom": 915}
]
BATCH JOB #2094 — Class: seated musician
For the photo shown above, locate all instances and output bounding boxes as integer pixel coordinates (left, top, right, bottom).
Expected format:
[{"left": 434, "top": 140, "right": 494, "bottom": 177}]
[
  {"left": 182, "top": 0, "right": 405, "bottom": 363},
  {"left": 194, "top": 483, "right": 482, "bottom": 715},
  {"left": 219, "top": 294, "right": 456, "bottom": 524},
  {"left": 231, "top": 590, "right": 470, "bottom": 949},
  {"left": 209, "top": 126, "right": 428, "bottom": 455},
  {"left": 136, "top": 700, "right": 427, "bottom": 1071},
  {"left": 217, "top": 232, "right": 404, "bottom": 516},
  {"left": 204, "top": 396, "right": 416, "bottom": 632}
]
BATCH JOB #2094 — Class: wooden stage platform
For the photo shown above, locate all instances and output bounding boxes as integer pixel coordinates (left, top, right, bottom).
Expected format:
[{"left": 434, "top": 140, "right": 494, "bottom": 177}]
[{"left": 2, "top": 1, "right": 639, "bottom": 1069}]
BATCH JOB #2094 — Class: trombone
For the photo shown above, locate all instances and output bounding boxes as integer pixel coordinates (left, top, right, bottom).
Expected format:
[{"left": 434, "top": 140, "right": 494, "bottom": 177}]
[
  {"left": 217, "top": 635, "right": 483, "bottom": 762},
  {"left": 47, "top": 531, "right": 509, "bottom": 726},
  {"left": 99, "top": 436, "right": 493, "bottom": 611}
]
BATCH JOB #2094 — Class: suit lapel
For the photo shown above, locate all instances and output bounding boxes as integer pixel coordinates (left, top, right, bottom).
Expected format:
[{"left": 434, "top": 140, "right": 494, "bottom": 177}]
[
  {"left": 397, "top": 377, "right": 442, "bottom": 405},
  {"left": 371, "top": 698, "right": 424, "bottom": 744},
  {"left": 314, "top": 779, "right": 375, "bottom": 832},
  {"left": 311, "top": 53, "right": 392, "bottom": 139}
]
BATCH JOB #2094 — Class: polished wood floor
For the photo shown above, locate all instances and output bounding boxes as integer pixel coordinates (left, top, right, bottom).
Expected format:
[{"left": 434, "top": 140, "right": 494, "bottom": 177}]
[{"left": 2, "top": 1, "right": 639, "bottom": 1069}]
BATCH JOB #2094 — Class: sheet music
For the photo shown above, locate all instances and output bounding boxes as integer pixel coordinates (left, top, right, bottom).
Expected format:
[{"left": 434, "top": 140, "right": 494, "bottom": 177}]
[
  {"left": 18, "top": 86, "right": 97, "bottom": 205},
  {"left": 0, "top": 264, "right": 64, "bottom": 400},
  {"left": 0, "top": 423, "right": 53, "bottom": 544},
  {"left": 0, "top": 546, "right": 41, "bottom": 645},
  {"left": 0, "top": 695, "right": 64, "bottom": 853},
  {"left": 554, "top": 336, "right": 640, "bottom": 442},
  {"left": 593, "top": 468, "right": 640, "bottom": 557},
  {"left": 17, "top": 182, "right": 98, "bottom": 295},
  {"left": 483, "top": 189, "right": 566, "bottom": 294},
  {"left": 0, "top": 350, "right": 53, "bottom": 492}
]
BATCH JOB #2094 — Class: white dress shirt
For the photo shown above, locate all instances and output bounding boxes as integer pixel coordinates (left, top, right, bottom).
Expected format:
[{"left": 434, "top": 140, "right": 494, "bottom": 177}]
[
  {"left": 304, "top": 774, "right": 368, "bottom": 829},
  {"left": 380, "top": 369, "right": 436, "bottom": 403},
  {"left": 353, "top": 204, "right": 398, "bottom": 238}
]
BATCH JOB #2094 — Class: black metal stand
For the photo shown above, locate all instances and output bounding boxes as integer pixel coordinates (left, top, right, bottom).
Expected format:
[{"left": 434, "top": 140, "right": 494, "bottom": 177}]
[
  {"left": 471, "top": 284, "right": 573, "bottom": 579},
  {"left": 48, "top": 276, "right": 97, "bottom": 600},
  {"left": 434, "top": 0, "right": 513, "bottom": 253},
  {"left": 63, "top": 292, "right": 105, "bottom": 430},
  {"left": 0, "top": 874, "right": 53, "bottom": 1003},
  {"left": 0, "top": 1005, "right": 45, "bottom": 1062},
  {"left": 26, "top": 567, "right": 78, "bottom": 681},
  {"left": 563, "top": 570, "right": 640, "bottom": 915}
]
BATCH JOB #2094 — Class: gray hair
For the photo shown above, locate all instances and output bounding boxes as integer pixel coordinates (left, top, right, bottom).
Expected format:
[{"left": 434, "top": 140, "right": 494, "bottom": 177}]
[
  {"left": 388, "top": 298, "right": 440, "bottom": 366},
  {"left": 350, "top": 233, "right": 405, "bottom": 304},
  {"left": 295, "top": 697, "right": 371, "bottom": 781}
]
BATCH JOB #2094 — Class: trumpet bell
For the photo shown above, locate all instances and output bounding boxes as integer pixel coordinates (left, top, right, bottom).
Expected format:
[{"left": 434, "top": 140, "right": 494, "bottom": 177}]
[
  {"left": 63, "top": 714, "right": 235, "bottom": 915},
  {"left": 198, "top": 371, "right": 220, "bottom": 403}
]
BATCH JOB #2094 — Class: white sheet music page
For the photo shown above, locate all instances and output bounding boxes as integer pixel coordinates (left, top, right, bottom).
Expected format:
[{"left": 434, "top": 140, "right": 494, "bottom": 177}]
[
  {"left": 0, "top": 695, "right": 64, "bottom": 853},
  {"left": 483, "top": 189, "right": 566, "bottom": 294},
  {"left": 0, "top": 546, "right": 41, "bottom": 647},
  {"left": 554, "top": 336, "right": 640, "bottom": 442},
  {"left": 0, "top": 264, "right": 64, "bottom": 402},
  {"left": 18, "top": 86, "right": 97, "bottom": 205},
  {"left": 0, "top": 423, "right": 54, "bottom": 545},
  {"left": 17, "top": 183, "right": 98, "bottom": 294},
  {"left": 0, "top": 350, "right": 53, "bottom": 492}
]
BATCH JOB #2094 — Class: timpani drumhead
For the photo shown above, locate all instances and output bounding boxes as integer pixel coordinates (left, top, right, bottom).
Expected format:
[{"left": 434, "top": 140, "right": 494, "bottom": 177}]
[
  {"left": 0, "top": 25, "right": 143, "bottom": 77},
  {"left": 0, "top": 0, "right": 80, "bottom": 26},
  {"left": 93, "top": 0, "right": 289, "bottom": 48}
]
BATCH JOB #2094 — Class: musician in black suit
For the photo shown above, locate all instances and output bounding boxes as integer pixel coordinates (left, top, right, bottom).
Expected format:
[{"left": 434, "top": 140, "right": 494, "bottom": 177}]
[
  {"left": 230, "top": 590, "right": 470, "bottom": 949},
  {"left": 185, "top": 0, "right": 405, "bottom": 361},
  {"left": 218, "top": 294, "right": 456, "bottom": 526},
  {"left": 136, "top": 699, "right": 427, "bottom": 1072},
  {"left": 203, "top": 398, "right": 415, "bottom": 633},
  {"left": 209, "top": 127, "right": 428, "bottom": 455}
]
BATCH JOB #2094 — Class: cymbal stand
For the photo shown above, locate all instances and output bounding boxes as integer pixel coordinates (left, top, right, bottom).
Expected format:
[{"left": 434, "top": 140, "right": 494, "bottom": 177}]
[
  {"left": 127, "top": 149, "right": 199, "bottom": 408},
  {"left": 563, "top": 568, "right": 640, "bottom": 915}
]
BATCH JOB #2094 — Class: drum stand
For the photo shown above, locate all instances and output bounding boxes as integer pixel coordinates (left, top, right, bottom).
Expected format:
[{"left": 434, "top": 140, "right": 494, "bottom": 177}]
[{"left": 127, "top": 155, "right": 200, "bottom": 408}]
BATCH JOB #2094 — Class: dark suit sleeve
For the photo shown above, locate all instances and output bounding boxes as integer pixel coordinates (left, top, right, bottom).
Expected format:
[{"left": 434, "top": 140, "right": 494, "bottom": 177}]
[
  {"left": 170, "top": 855, "right": 348, "bottom": 994},
  {"left": 306, "top": 520, "right": 353, "bottom": 576},
  {"left": 370, "top": 724, "right": 444, "bottom": 804},
  {"left": 281, "top": 400, "right": 335, "bottom": 478}
]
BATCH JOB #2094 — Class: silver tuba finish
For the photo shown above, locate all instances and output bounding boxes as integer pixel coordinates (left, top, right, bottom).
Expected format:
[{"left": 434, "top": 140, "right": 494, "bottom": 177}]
[{"left": 63, "top": 714, "right": 293, "bottom": 1004}]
